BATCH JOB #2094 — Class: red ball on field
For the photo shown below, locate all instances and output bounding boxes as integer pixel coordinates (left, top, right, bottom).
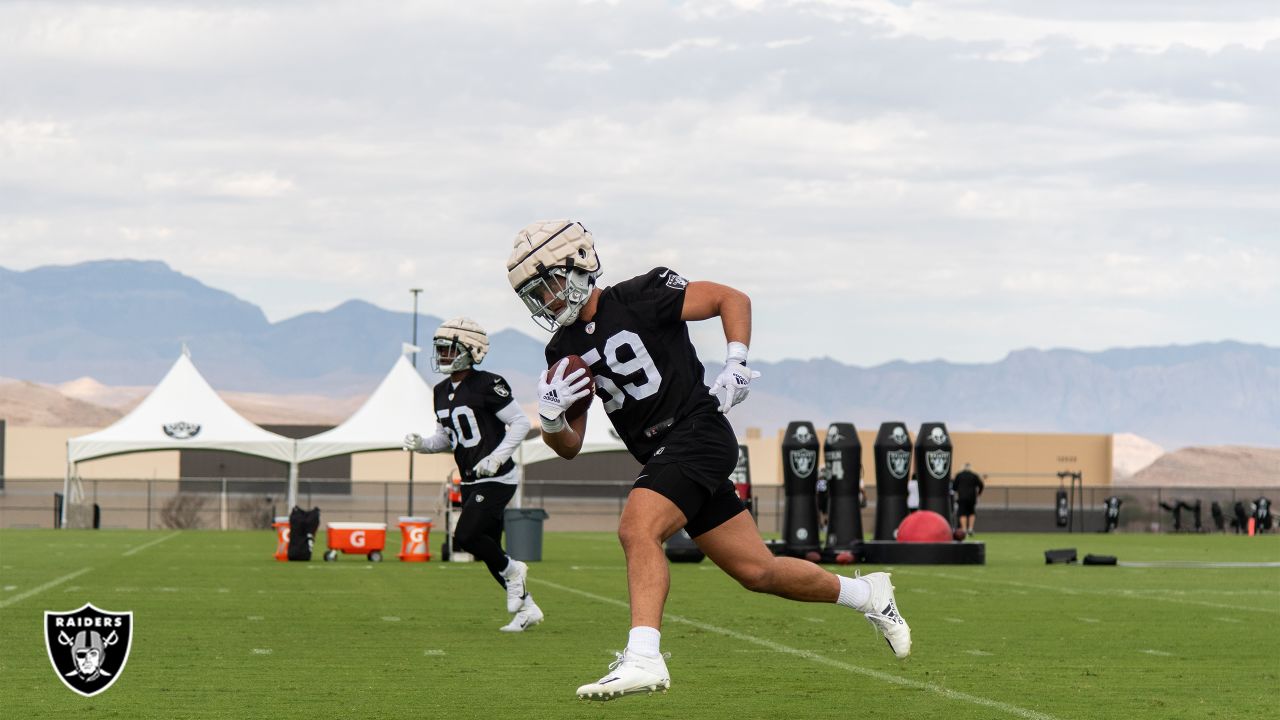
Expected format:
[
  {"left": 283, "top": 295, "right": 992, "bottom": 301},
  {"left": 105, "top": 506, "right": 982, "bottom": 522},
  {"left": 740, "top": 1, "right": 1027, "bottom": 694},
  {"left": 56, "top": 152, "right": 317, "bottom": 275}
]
[
  {"left": 548, "top": 355, "right": 594, "bottom": 421},
  {"left": 953, "top": 528, "right": 967, "bottom": 542},
  {"left": 804, "top": 551, "right": 822, "bottom": 563},
  {"left": 896, "top": 511, "right": 953, "bottom": 543},
  {"left": 835, "top": 551, "right": 854, "bottom": 565}
]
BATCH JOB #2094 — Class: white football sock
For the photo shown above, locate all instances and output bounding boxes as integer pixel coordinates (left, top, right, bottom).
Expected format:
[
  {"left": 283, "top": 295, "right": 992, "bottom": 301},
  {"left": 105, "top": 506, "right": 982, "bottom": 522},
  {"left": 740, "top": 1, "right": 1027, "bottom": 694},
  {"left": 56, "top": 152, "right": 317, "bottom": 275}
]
[
  {"left": 627, "top": 626, "right": 661, "bottom": 658},
  {"left": 501, "top": 557, "right": 517, "bottom": 577},
  {"left": 836, "top": 575, "right": 872, "bottom": 612}
]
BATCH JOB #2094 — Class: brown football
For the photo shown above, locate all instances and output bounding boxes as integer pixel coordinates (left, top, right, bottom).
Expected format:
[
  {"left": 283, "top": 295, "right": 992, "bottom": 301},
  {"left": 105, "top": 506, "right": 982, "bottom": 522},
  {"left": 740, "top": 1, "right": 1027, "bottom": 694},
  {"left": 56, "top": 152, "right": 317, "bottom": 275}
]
[{"left": 548, "top": 355, "right": 594, "bottom": 421}]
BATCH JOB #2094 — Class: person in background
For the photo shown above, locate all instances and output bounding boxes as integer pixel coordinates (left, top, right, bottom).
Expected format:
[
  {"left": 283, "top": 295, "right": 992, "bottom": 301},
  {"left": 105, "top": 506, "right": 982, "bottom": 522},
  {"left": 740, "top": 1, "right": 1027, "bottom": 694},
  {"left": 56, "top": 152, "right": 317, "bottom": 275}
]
[{"left": 952, "top": 462, "right": 985, "bottom": 535}]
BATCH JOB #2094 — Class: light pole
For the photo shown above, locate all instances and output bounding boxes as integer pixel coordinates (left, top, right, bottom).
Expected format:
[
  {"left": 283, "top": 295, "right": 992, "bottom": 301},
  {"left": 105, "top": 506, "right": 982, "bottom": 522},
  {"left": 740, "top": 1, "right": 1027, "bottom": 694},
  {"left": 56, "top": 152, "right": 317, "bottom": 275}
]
[{"left": 408, "top": 288, "right": 423, "bottom": 516}]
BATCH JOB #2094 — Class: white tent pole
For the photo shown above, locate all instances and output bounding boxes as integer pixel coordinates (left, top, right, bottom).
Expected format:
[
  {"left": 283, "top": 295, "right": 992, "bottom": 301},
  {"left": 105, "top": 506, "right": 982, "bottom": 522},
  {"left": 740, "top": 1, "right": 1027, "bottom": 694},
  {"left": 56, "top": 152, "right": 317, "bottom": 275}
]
[{"left": 287, "top": 460, "right": 298, "bottom": 511}]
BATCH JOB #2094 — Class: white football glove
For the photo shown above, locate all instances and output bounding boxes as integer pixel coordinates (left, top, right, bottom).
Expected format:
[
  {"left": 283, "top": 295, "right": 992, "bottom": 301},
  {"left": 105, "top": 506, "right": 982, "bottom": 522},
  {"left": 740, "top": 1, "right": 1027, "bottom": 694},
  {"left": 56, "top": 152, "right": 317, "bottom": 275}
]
[
  {"left": 473, "top": 454, "right": 504, "bottom": 478},
  {"left": 709, "top": 342, "right": 761, "bottom": 413},
  {"left": 538, "top": 358, "right": 592, "bottom": 432},
  {"left": 402, "top": 432, "right": 425, "bottom": 452}
]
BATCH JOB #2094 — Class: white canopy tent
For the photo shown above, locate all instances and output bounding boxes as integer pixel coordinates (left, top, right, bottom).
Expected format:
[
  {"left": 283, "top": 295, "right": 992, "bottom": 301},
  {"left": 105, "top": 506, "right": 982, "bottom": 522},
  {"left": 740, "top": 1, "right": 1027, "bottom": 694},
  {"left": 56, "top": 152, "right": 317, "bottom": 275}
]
[
  {"left": 64, "top": 350, "right": 297, "bottom": 525},
  {"left": 294, "top": 354, "right": 435, "bottom": 462},
  {"left": 293, "top": 354, "right": 437, "bottom": 506}
]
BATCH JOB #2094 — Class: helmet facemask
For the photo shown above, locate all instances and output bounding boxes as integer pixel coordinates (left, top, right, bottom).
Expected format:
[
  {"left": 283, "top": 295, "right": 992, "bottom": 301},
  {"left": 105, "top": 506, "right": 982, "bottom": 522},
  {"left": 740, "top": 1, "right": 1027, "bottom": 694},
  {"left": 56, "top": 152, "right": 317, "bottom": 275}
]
[
  {"left": 430, "top": 336, "right": 474, "bottom": 374},
  {"left": 429, "top": 317, "right": 488, "bottom": 373},
  {"left": 517, "top": 266, "right": 595, "bottom": 332}
]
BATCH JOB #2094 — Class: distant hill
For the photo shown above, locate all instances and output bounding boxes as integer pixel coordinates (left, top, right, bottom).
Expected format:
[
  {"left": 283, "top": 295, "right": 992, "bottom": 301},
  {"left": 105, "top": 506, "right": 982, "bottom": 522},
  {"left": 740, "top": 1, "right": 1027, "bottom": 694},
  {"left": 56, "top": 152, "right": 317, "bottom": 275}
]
[
  {"left": 0, "top": 260, "right": 547, "bottom": 395},
  {"left": 3, "top": 260, "right": 1278, "bottom": 448},
  {"left": 730, "top": 343, "right": 1280, "bottom": 448}
]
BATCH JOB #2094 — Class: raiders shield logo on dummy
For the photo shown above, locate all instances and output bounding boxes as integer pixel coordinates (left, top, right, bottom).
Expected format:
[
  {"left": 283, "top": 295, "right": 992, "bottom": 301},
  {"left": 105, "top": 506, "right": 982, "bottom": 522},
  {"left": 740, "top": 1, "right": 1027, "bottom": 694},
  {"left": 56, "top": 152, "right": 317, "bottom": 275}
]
[{"left": 45, "top": 603, "right": 133, "bottom": 696}]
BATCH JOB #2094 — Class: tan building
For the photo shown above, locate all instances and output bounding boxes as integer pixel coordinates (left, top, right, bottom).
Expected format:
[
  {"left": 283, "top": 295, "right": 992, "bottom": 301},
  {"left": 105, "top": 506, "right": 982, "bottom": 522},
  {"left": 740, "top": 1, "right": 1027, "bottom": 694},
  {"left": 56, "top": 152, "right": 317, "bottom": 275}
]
[
  {"left": 752, "top": 427, "right": 1112, "bottom": 488},
  {"left": 3, "top": 425, "right": 1111, "bottom": 487}
]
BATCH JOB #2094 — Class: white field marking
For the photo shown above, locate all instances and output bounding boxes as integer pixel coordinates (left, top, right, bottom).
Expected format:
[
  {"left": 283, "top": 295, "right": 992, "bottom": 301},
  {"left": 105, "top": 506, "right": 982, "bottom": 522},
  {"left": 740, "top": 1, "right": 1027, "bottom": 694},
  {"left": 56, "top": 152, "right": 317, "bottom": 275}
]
[
  {"left": 569, "top": 566, "right": 626, "bottom": 571},
  {"left": 423, "top": 649, "right": 446, "bottom": 656},
  {"left": 805, "top": 617, "right": 826, "bottom": 623},
  {"left": 157, "top": 587, "right": 179, "bottom": 592},
  {"left": 1140, "top": 649, "right": 1172, "bottom": 657},
  {"left": 114, "top": 587, "right": 140, "bottom": 593},
  {"left": 1078, "top": 618, "right": 1101, "bottom": 624},
  {"left": 217, "top": 588, "right": 230, "bottom": 593},
  {"left": 0, "top": 568, "right": 93, "bottom": 610},
  {"left": 943, "top": 617, "right": 965, "bottom": 623},
  {"left": 921, "top": 571, "right": 1279, "bottom": 615},
  {"left": 251, "top": 648, "right": 273, "bottom": 655},
  {"left": 965, "top": 650, "right": 994, "bottom": 656},
  {"left": 122, "top": 531, "right": 180, "bottom": 557},
  {"left": 4, "top": 585, "right": 17, "bottom": 591},
  {"left": 1118, "top": 561, "right": 1280, "bottom": 569},
  {"left": 530, "top": 578, "right": 1062, "bottom": 720},
  {"left": 1220, "top": 617, "right": 1242, "bottom": 623},
  {"left": 955, "top": 588, "right": 979, "bottom": 595},
  {"left": 247, "top": 616, "right": 264, "bottom": 621},
  {"left": 382, "top": 616, "right": 401, "bottom": 622}
]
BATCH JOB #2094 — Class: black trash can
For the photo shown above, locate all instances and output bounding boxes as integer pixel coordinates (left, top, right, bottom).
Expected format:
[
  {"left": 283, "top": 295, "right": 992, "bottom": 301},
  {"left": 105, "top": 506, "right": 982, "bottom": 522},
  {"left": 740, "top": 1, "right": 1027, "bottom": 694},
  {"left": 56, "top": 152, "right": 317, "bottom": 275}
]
[{"left": 504, "top": 508, "right": 550, "bottom": 561}]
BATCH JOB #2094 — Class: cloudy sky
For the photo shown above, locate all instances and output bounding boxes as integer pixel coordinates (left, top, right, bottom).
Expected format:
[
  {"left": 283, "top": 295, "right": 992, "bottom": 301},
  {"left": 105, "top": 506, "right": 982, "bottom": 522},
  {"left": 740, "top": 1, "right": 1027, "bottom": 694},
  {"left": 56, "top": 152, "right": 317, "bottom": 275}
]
[{"left": 2, "top": 1, "right": 1277, "bottom": 365}]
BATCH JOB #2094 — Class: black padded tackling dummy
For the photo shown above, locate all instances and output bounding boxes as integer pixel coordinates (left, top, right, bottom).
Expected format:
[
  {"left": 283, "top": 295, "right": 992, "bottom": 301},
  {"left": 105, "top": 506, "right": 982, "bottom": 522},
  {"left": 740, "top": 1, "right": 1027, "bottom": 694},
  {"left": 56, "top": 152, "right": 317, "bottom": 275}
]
[
  {"left": 781, "top": 421, "right": 821, "bottom": 555},
  {"left": 914, "top": 422, "right": 953, "bottom": 521},
  {"left": 288, "top": 506, "right": 320, "bottom": 561},
  {"left": 1104, "top": 496, "right": 1122, "bottom": 533},
  {"left": 822, "top": 422, "right": 863, "bottom": 552},
  {"left": 664, "top": 528, "right": 705, "bottom": 563},
  {"left": 873, "top": 422, "right": 912, "bottom": 541},
  {"left": 1044, "top": 548, "right": 1077, "bottom": 564}
]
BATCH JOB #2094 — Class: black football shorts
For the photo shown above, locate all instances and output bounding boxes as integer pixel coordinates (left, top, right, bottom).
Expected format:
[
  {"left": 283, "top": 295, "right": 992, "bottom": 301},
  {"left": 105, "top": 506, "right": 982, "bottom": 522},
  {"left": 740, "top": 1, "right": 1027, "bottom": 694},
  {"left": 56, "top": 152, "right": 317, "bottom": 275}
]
[{"left": 633, "top": 413, "right": 745, "bottom": 537}]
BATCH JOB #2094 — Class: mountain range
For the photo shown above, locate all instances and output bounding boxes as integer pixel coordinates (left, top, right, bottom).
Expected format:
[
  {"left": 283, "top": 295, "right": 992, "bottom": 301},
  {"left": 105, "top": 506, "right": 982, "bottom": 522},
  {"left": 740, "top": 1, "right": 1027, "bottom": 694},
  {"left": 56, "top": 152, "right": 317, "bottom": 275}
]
[{"left": 3, "top": 260, "right": 1278, "bottom": 448}]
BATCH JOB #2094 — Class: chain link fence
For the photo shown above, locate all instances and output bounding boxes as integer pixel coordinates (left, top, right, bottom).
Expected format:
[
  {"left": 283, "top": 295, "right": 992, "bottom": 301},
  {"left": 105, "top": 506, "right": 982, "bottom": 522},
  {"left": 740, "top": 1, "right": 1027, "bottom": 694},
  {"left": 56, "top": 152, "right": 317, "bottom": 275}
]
[{"left": 1, "top": 477, "right": 1274, "bottom": 534}]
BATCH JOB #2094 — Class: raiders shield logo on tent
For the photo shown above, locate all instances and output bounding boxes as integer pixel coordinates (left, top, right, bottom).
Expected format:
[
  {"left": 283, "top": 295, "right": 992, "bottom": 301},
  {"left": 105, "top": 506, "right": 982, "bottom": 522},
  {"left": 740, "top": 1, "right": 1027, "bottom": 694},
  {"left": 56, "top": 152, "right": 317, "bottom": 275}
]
[{"left": 45, "top": 603, "right": 133, "bottom": 697}]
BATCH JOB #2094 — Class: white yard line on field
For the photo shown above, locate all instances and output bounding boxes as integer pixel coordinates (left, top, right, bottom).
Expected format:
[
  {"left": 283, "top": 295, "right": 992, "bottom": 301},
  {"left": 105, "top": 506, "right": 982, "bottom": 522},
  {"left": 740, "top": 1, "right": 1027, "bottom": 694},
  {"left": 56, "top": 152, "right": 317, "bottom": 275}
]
[
  {"left": 919, "top": 571, "right": 1280, "bottom": 615},
  {"left": 0, "top": 568, "right": 94, "bottom": 610},
  {"left": 531, "top": 577, "right": 1062, "bottom": 720},
  {"left": 122, "top": 531, "right": 181, "bottom": 557}
]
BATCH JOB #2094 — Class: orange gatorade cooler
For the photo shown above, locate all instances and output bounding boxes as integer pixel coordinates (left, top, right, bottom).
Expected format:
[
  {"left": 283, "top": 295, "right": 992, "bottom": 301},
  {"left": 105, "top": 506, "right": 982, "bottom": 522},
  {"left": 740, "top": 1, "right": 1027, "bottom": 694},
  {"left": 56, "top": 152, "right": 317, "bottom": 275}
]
[
  {"left": 322, "top": 521, "right": 387, "bottom": 562},
  {"left": 273, "top": 516, "right": 290, "bottom": 561},
  {"left": 398, "top": 516, "right": 433, "bottom": 562}
]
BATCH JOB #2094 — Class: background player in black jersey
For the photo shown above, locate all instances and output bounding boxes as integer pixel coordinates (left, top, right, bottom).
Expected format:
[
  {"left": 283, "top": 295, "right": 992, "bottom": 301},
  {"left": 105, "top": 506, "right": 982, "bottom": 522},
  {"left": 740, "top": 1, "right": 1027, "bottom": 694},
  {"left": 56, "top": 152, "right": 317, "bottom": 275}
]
[
  {"left": 402, "top": 317, "right": 542, "bottom": 632},
  {"left": 506, "top": 221, "right": 912, "bottom": 701}
]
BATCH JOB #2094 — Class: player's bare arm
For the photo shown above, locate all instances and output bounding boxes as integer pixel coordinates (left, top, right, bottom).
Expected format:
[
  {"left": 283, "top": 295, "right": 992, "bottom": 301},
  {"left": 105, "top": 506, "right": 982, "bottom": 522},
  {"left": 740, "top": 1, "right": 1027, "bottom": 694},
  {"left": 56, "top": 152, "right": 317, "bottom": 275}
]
[{"left": 680, "top": 280, "right": 752, "bottom": 347}]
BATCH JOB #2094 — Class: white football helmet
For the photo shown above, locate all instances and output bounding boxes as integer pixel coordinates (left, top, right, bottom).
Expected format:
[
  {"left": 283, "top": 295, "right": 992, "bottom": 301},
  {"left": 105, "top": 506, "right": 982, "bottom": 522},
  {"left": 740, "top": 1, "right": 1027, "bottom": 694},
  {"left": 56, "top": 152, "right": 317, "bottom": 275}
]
[
  {"left": 431, "top": 317, "right": 489, "bottom": 373},
  {"left": 506, "top": 220, "right": 602, "bottom": 332}
]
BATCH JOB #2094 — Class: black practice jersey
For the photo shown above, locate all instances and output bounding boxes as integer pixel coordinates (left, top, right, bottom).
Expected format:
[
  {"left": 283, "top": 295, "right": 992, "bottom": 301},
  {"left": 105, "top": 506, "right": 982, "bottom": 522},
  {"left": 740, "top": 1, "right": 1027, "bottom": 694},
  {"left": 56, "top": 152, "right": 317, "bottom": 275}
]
[
  {"left": 432, "top": 370, "right": 517, "bottom": 482},
  {"left": 545, "top": 267, "right": 722, "bottom": 462}
]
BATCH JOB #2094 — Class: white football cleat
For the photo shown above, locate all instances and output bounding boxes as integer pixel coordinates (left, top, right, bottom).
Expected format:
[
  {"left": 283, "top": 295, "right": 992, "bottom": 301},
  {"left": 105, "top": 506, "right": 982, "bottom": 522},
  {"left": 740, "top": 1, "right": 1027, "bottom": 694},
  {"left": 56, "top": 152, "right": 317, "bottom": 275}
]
[
  {"left": 500, "top": 597, "right": 544, "bottom": 633},
  {"left": 858, "top": 571, "right": 912, "bottom": 659},
  {"left": 576, "top": 650, "right": 671, "bottom": 701},
  {"left": 504, "top": 559, "right": 528, "bottom": 613}
]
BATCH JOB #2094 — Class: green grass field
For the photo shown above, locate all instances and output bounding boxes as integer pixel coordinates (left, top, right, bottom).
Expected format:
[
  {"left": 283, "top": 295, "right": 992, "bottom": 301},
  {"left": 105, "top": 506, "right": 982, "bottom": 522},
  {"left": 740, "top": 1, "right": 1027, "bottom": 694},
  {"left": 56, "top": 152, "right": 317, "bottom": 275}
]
[{"left": 1, "top": 529, "right": 1277, "bottom": 719}]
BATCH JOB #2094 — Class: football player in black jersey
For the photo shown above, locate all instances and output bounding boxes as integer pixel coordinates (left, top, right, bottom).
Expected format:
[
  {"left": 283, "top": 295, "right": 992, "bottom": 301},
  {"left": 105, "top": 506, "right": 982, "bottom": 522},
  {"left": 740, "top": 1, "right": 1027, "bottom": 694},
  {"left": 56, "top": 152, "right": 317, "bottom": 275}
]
[
  {"left": 506, "top": 221, "right": 912, "bottom": 700},
  {"left": 403, "top": 317, "right": 542, "bottom": 632}
]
